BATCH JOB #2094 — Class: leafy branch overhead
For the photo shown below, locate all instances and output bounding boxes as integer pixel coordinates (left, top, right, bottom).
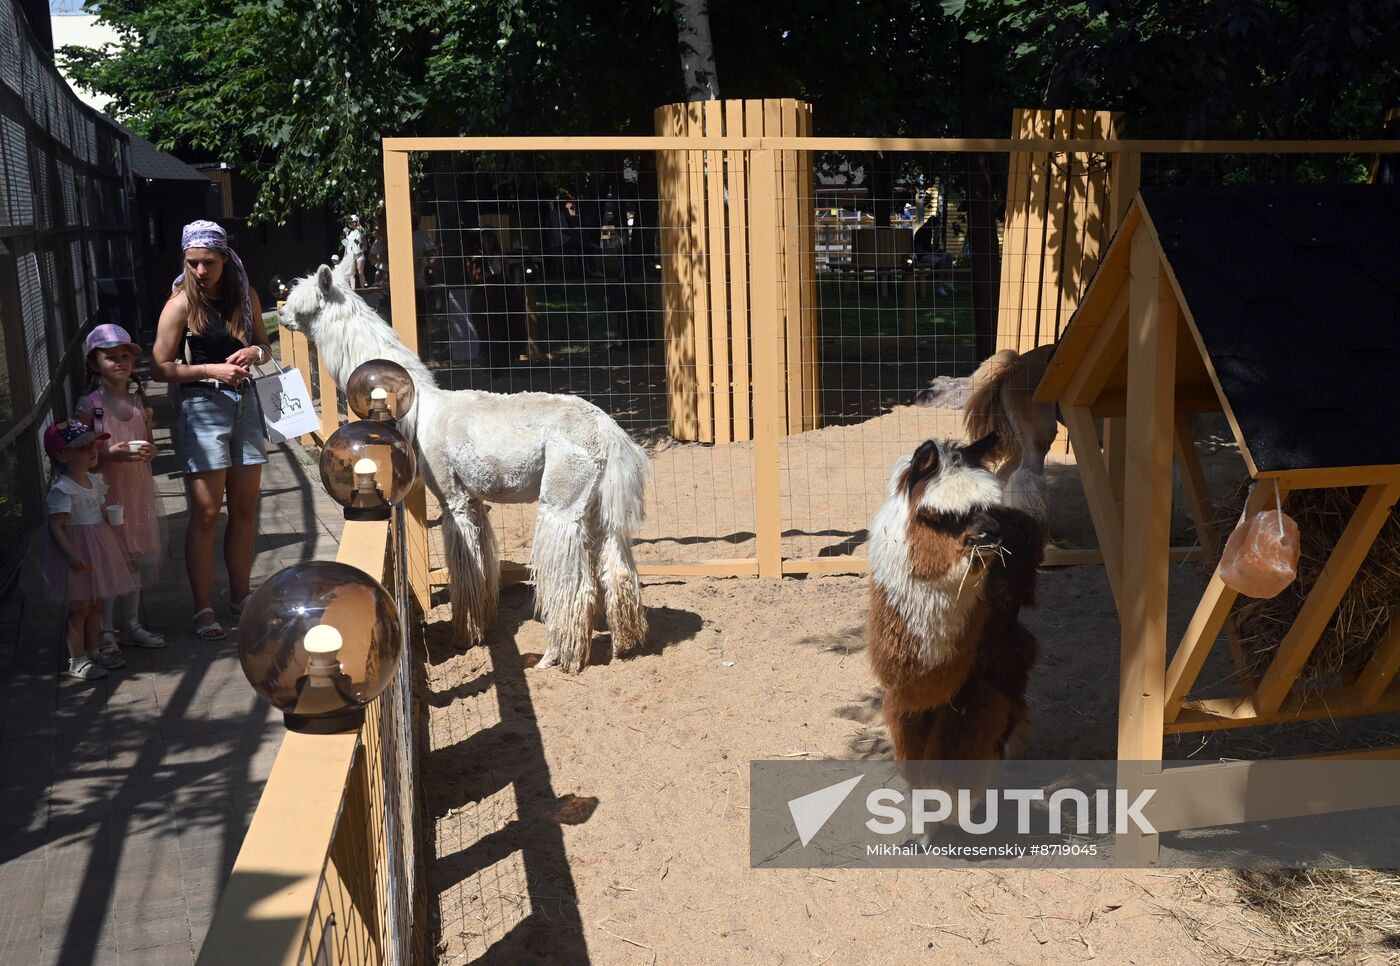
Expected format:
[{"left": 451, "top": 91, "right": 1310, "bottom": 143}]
[{"left": 59, "top": 0, "right": 1400, "bottom": 222}]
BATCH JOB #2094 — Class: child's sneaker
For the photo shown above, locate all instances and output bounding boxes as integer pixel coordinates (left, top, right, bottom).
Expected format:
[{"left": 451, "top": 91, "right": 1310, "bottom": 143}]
[
  {"left": 65, "top": 656, "right": 109, "bottom": 681},
  {"left": 125, "top": 624, "right": 167, "bottom": 649},
  {"left": 94, "top": 640, "right": 126, "bottom": 669}
]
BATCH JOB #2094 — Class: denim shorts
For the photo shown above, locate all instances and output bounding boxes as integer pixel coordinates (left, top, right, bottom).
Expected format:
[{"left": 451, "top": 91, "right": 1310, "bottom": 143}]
[{"left": 175, "top": 385, "right": 268, "bottom": 474}]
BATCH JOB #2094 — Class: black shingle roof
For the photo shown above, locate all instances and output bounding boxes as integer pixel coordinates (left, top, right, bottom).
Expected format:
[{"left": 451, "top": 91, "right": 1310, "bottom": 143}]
[
  {"left": 118, "top": 125, "right": 209, "bottom": 183},
  {"left": 1141, "top": 184, "right": 1400, "bottom": 473}
]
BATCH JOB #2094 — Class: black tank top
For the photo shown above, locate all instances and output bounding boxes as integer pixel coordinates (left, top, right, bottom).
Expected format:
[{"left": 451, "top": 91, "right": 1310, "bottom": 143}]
[{"left": 183, "top": 299, "right": 245, "bottom": 366}]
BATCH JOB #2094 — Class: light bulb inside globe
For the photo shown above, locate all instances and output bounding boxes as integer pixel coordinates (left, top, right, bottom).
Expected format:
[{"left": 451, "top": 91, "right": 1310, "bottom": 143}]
[
  {"left": 369, "top": 387, "right": 392, "bottom": 421},
  {"left": 303, "top": 624, "right": 343, "bottom": 654}
]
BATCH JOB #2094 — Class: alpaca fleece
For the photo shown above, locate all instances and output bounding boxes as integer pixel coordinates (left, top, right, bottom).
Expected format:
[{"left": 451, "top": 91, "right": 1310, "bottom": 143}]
[
  {"left": 281, "top": 262, "right": 649, "bottom": 672},
  {"left": 867, "top": 437, "right": 1045, "bottom": 775}
]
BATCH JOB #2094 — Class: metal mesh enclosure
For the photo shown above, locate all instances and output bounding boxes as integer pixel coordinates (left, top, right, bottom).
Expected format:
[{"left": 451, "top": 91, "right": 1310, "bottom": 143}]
[
  {"left": 379, "top": 134, "right": 1384, "bottom": 608},
  {"left": 0, "top": 0, "right": 139, "bottom": 582}
]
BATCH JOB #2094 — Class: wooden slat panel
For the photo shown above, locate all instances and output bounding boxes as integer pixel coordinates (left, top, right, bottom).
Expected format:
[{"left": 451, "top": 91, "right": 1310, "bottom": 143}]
[
  {"left": 1057, "top": 109, "right": 1090, "bottom": 336},
  {"left": 996, "top": 108, "right": 1032, "bottom": 350},
  {"left": 703, "top": 99, "right": 732, "bottom": 443},
  {"left": 1018, "top": 109, "right": 1054, "bottom": 354},
  {"left": 1079, "top": 111, "right": 1116, "bottom": 298},
  {"left": 1253, "top": 482, "right": 1400, "bottom": 714},
  {"left": 1032, "top": 109, "right": 1071, "bottom": 350},
  {"left": 726, "top": 100, "right": 753, "bottom": 441},
  {"left": 1108, "top": 148, "right": 1141, "bottom": 230},
  {"left": 684, "top": 104, "right": 714, "bottom": 443},
  {"left": 656, "top": 105, "right": 700, "bottom": 440}
]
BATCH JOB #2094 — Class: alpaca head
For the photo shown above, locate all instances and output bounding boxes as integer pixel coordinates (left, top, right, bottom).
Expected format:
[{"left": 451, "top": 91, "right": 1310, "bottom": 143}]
[
  {"left": 896, "top": 433, "right": 1006, "bottom": 564},
  {"left": 277, "top": 262, "right": 438, "bottom": 421},
  {"left": 280, "top": 264, "right": 351, "bottom": 338}
]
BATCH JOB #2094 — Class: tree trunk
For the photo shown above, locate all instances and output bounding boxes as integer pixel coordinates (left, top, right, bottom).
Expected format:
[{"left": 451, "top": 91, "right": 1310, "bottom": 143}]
[
  {"left": 958, "top": 35, "right": 1000, "bottom": 363},
  {"left": 674, "top": 0, "right": 720, "bottom": 101}
]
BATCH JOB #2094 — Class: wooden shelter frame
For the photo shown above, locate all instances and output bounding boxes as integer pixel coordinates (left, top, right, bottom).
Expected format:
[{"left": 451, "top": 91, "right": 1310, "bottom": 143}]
[{"left": 1037, "top": 194, "right": 1400, "bottom": 861}]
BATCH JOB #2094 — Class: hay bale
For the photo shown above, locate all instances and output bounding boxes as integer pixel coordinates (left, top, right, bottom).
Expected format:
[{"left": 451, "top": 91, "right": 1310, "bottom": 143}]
[{"left": 1222, "top": 485, "right": 1400, "bottom": 699}]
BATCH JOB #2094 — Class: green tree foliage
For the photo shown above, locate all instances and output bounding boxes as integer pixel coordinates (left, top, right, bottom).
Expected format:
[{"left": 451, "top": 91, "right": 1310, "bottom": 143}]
[{"left": 61, "top": 0, "right": 1400, "bottom": 221}]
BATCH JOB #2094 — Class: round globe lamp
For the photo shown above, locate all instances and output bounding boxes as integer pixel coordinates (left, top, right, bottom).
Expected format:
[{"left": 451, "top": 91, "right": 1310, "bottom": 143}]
[
  {"left": 346, "top": 359, "right": 416, "bottom": 423},
  {"left": 319, "top": 420, "right": 417, "bottom": 521},
  {"left": 235, "top": 561, "right": 402, "bottom": 733}
]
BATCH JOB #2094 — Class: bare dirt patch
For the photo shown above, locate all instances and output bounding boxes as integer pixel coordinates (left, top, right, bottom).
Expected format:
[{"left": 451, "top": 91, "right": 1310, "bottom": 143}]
[{"left": 419, "top": 407, "right": 1397, "bottom": 965}]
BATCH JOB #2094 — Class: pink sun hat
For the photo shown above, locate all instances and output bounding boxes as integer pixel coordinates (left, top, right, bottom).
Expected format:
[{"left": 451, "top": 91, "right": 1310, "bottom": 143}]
[
  {"left": 44, "top": 420, "right": 110, "bottom": 458},
  {"left": 84, "top": 323, "right": 141, "bottom": 357}
]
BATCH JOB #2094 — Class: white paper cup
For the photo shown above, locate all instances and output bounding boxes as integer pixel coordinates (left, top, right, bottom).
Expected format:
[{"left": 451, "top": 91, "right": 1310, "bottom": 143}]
[{"left": 106, "top": 504, "right": 125, "bottom": 526}]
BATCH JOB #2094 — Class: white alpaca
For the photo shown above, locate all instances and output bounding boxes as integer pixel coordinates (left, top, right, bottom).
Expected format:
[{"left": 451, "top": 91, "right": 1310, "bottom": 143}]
[{"left": 281, "top": 263, "right": 649, "bottom": 672}]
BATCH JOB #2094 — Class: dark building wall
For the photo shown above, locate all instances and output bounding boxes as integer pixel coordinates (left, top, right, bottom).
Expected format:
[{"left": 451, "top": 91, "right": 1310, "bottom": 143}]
[{"left": 132, "top": 178, "right": 220, "bottom": 333}]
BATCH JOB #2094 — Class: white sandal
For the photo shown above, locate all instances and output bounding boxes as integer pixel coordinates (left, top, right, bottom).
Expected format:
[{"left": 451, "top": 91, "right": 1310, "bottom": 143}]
[
  {"left": 192, "top": 607, "right": 228, "bottom": 641},
  {"left": 126, "top": 624, "right": 167, "bottom": 649}
]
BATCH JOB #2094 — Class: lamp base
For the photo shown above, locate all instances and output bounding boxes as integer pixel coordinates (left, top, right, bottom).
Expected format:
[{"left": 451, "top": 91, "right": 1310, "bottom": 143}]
[
  {"left": 343, "top": 505, "right": 391, "bottom": 522},
  {"left": 283, "top": 707, "right": 366, "bottom": 734}
]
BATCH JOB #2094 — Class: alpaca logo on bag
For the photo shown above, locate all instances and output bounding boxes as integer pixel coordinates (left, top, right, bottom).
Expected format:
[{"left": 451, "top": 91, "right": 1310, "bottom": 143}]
[{"left": 278, "top": 391, "right": 303, "bottom": 414}]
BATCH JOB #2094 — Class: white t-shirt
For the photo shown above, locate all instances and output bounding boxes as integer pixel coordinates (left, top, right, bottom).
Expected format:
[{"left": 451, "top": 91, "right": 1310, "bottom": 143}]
[
  {"left": 47, "top": 474, "right": 108, "bottom": 525},
  {"left": 344, "top": 226, "right": 364, "bottom": 260}
]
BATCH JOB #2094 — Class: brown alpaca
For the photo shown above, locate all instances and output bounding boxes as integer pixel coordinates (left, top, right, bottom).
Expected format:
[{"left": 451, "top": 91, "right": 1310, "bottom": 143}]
[
  {"left": 915, "top": 343, "right": 1059, "bottom": 483},
  {"left": 867, "top": 435, "right": 1046, "bottom": 786}
]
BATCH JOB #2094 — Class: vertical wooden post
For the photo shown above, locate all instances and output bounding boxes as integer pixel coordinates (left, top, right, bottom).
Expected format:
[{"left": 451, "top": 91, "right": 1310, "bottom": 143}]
[
  {"left": 289, "top": 328, "right": 316, "bottom": 447},
  {"left": 703, "top": 100, "right": 732, "bottom": 443},
  {"left": 317, "top": 349, "right": 340, "bottom": 442},
  {"left": 383, "top": 146, "right": 430, "bottom": 615},
  {"left": 749, "top": 150, "right": 784, "bottom": 578},
  {"left": 655, "top": 106, "right": 699, "bottom": 441},
  {"left": 1116, "top": 231, "right": 1177, "bottom": 864},
  {"left": 1108, "top": 149, "right": 1142, "bottom": 230},
  {"left": 726, "top": 100, "right": 753, "bottom": 441}
]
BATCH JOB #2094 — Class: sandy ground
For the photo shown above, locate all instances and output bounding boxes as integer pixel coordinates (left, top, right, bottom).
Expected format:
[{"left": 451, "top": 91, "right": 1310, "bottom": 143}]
[{"left": 418, "top": 405, "right": 1399, "bottom": 965}]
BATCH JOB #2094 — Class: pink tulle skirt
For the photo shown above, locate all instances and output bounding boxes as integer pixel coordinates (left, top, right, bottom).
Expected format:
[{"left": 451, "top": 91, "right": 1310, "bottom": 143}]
[
  {"left": 102, "top": 461, "right": 166, "bottom": 586},
  {"left": 29, "top": 522, "right": 139, "bottom": 603}
]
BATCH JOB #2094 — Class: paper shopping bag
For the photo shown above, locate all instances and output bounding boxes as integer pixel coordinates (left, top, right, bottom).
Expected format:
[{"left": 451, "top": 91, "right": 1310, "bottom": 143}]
[{"left": 254, "top": 363, "right": 320, "bottom": 443}]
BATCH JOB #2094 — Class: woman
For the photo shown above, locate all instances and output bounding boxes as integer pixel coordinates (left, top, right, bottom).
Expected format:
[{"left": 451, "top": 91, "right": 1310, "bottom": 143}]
[{"left": 152, "top": 221, "right": 272, "bottom": 641}]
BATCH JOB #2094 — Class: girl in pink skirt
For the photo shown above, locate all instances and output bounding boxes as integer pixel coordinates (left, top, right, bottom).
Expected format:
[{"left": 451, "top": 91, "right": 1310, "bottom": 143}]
[
  {"left": 33, "top": 421, "right": 138, "bottom": 681},
  {"left": 76, "top": 324, "right": 168, "bottom": 658}
]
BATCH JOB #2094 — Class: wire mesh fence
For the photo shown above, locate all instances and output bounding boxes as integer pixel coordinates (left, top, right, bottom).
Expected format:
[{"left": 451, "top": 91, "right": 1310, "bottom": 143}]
[
  {"left": 0, "top": 0, "right": 139, "bottom": 584},
  {"left": 378, "top": 135, "right": 1386, "bottom": 593}
]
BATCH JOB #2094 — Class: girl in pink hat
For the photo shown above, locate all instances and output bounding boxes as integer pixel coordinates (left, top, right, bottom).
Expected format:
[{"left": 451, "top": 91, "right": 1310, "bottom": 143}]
[
  {"left": 29, "top": 421, "right": 138, "bottom": 680},
  {"left": 75, "top": 324, "right": 167, "bottom": 658}
]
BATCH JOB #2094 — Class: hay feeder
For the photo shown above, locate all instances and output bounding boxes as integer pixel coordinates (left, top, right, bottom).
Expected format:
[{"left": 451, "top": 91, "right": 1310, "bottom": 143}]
[{"left": 1038, "top": 184, "right": 1400, "bottom": 862}]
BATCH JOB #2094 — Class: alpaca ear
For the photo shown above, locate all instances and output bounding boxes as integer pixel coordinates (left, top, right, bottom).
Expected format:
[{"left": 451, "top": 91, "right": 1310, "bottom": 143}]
[
  {"left": 317, "top": 264, "right": 334, "bottom": 295},
  {"left": 962, "top": 432, "right": 1000, "bottom": 467},
  {"left": 903, "top": 440, "right": 941, "bottom": 497}
]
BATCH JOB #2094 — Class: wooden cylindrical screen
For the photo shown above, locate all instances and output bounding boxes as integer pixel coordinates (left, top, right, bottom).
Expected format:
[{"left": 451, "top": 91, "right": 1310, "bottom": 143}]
[{"left": 654, "top": 98, "right": 820, "bottom": 442}]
